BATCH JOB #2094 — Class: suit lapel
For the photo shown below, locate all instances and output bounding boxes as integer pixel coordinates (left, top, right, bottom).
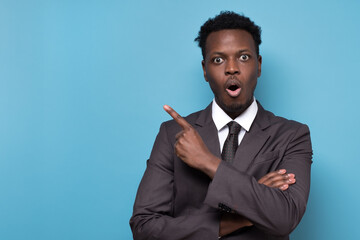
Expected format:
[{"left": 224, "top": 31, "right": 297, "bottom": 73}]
[
  {"left": 194, "top": 101, "right": 273, "bottom": 172},
  {"left": 194, "top": 103, "right": 222, "bottom": 159},
  {"left": 233, "top": 102, "right": 272, "bottom": 172}
]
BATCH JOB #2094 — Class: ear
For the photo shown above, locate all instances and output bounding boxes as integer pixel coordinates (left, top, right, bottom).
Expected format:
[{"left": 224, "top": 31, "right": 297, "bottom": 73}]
[
  {"left": 202, "top": 60, "right": 208, "bottom": 82},
  {"left": 257, "top": 55, "right": 262, "bottom": 77}
]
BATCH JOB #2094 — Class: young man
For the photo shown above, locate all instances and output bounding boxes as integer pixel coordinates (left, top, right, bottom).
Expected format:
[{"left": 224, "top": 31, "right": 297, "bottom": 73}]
[{"left": 130, "top": 11, "right": 312, "bottom": 239}]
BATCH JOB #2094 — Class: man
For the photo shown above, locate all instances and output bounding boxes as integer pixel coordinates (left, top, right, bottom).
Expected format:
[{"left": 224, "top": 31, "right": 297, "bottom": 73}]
[{"left": 130, "top": 11, "right": 312, "bottom": 239}]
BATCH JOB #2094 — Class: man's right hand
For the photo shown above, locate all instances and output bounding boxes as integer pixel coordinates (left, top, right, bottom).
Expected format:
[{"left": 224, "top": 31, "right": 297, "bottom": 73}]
[{"left": 219, "top": 169, "right": 296, "bottom": 237}]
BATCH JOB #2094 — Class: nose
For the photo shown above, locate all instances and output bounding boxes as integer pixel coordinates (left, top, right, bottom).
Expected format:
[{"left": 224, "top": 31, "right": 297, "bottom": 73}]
[{"left": 225, "top": 58, "right": 240, "bottom": 75}]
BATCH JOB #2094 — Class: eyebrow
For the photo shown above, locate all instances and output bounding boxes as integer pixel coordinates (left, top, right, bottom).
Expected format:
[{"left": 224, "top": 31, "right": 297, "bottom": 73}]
[
  {"left": 237, "top": 49, "right": 252, "bottom": 54},
  {"left": 210, "top": 49, "right": 252, "bottom": 56}
]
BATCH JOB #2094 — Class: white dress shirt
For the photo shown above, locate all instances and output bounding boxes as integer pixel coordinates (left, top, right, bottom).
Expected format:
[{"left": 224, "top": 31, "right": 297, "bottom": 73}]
[{"left": 211, "top": 98, "right": 258, "bottom": 153}]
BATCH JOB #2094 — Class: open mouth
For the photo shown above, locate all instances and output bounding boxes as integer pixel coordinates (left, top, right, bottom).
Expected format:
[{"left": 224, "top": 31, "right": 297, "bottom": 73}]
[
  {"left": 228, "top": 85, "right": 239, "bottom": 91},
  {"left": 225, "top": 81, "right": 241, "bottom": 98}
]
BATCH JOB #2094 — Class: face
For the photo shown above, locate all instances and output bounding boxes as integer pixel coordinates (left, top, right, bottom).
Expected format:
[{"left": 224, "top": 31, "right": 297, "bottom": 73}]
[{"left": 202, "top": 29, "right": 262, "bottom": 119}]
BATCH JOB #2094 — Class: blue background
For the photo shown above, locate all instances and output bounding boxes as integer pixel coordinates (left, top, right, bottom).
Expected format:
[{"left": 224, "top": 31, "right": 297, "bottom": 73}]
[{"left": 1, "top": 0, "right": 359, "bottom": 239}]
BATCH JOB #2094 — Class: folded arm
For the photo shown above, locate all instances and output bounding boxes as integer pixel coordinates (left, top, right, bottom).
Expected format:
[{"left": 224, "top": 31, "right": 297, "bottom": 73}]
[
  {"left": 131, "top": 106, "right": 312, "bottom": 239},
  {"left": 206, "top": 124, "right": 312, "bottom": 237},
  {"left": 219, "top": 169, "right": 296, "bottom": 237},
  {"left": 163, "top": 105, "right": 312, "bottom": 237}
]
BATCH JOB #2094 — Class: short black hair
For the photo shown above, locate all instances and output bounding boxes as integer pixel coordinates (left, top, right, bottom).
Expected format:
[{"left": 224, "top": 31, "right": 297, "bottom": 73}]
[{"left": 194, "top": 11, "right": 262, "bottom": 59}]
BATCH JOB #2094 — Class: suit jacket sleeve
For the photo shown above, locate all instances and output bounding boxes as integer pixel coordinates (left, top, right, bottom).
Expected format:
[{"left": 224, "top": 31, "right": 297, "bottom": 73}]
[
  {"left": 204, "top": 123, "right": 312, "bottom": 237},
  {"left": 130, "top": 122, "right": 220, "bottom": 240}
]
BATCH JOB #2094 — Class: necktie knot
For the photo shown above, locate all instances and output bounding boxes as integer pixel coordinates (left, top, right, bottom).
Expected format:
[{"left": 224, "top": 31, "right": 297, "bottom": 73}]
[{"left": 227, "top": 121, "right": 241, "bottom": 135}]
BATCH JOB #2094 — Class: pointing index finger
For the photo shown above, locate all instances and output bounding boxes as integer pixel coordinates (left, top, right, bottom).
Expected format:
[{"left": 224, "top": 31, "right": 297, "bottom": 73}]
[{"left": 163, "top": 105, "right": 192, "bottom": 130}]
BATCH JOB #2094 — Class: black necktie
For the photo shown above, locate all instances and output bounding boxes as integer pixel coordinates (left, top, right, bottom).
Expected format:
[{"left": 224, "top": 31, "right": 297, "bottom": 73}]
[{"left": 221, "top": 121, "right": 241, "bottom": 163}]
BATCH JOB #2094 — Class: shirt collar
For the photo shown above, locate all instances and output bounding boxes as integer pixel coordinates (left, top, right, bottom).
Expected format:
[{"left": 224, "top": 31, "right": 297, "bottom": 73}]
[{"left": 212, "top": 97, "right": 258, "bottom": 132}]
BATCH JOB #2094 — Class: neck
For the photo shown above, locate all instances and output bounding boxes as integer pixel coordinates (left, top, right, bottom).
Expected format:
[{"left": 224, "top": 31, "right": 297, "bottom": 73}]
[
  {"left": 227, "top": 111, "right": 242, "bottom": 120},
  {"left": 216, "top": 97, "right": 254, "bottom": 120}
]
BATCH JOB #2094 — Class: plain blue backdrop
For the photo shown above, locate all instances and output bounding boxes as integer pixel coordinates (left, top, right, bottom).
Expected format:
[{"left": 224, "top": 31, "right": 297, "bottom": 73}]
[{"left": 1, "top": 0, "right": 359, "bottom": 239}]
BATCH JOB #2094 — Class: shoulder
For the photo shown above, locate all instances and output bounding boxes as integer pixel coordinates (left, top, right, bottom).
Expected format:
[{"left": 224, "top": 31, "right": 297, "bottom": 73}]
[
  {"left": 255, "top": 105, "right": 312, "bottom": 157},
  {"left": 258, "top": 104, "right": 310, "bottom": 136}
]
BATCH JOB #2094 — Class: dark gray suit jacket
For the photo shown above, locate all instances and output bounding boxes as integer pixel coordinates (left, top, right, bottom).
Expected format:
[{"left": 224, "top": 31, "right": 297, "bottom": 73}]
[{"left": 130, "top": 102, "right": 312, "bottom": 240}]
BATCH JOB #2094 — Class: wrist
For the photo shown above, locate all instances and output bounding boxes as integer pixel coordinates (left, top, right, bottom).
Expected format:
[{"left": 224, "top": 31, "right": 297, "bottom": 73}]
[{"left": 201, "top": 155, "right": 221, "bottom": 179}]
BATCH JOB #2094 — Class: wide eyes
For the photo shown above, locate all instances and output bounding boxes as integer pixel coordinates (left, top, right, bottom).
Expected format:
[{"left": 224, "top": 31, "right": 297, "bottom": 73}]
[
  {"left": 213, "top": 57, "right": 224, "bottom": 64},
  {"left": 212, "top": 54, "right": 250, "bottom": 64},
  {"left": 240, "top": 54, "right": 250, "bottom": 61}
]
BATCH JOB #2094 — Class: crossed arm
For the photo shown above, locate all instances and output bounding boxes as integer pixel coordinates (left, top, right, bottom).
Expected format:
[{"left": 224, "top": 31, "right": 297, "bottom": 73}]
[
  {"left": 218, "top": 169, "right": 295, "bottom": 237},
  {"left": 164, "top": 105, "right": 301, "bottom": 237},
  {"left": 130, "top": 105, "right": 310, "bottom": 239}
]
